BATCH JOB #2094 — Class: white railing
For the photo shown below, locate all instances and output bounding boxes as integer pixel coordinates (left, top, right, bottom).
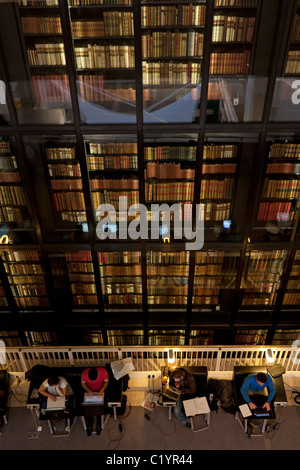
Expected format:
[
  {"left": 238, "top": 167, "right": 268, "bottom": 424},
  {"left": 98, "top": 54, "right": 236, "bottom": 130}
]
[{"left": 1, "top": 345, "right": 300, "bottom": 374}]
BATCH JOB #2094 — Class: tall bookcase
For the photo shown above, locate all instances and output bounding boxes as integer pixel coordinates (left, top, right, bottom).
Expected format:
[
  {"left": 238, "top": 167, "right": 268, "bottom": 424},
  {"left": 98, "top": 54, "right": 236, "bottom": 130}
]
[{"left": 0, "top": 0, "right": 299, "bottom": 347}]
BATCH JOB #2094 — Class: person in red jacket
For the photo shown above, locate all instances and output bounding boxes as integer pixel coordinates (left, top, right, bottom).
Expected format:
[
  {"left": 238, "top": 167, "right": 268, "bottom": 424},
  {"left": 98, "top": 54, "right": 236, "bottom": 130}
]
[{"left": 81, "top": 367, "right": 109, "bottom": 435}]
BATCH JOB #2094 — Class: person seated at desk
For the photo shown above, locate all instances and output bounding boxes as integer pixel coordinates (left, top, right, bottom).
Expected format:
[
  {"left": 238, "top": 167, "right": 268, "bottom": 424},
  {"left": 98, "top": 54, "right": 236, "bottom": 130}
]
[
  {"left": 240, "top": 372, "right": 275, "bottom": 412},
  {"left": 38, "top": 375, "right": 68, "bottom": 402},
  {"left": 170, "top": 368, "right": 196, "bottom": 427},
  {"left": 81, "top": 367, "right": 109, "bottom": 436}
]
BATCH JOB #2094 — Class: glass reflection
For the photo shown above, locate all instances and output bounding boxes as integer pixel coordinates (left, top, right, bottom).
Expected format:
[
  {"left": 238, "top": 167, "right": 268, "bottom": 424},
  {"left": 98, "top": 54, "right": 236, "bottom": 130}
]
[{"left": 270, "top": 78, "right": 300, "bottom": 122}]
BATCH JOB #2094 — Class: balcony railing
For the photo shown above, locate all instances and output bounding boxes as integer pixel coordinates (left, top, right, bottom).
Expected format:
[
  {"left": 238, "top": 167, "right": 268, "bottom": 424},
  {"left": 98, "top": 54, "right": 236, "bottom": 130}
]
[{"left": 1, "top": 345, "right": 300, "bottom": 374}]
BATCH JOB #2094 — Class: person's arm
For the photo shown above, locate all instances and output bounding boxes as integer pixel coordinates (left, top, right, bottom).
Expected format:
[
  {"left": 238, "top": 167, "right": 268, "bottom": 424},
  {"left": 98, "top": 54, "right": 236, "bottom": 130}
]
[
  {"left": 240, "top": 376, "right": 256, "bottom": 409},
  {"left": 98, "top": 379, "right": 109, "bottom": 396},
  {"left": 81, "top": 380, "right": 93, "bottom": 396},
  {"left": 38, "top": 382, "right": 56, "bottom": 401},
  {"left": 263, "top": 375, "right": 276, "bottom": 410}
]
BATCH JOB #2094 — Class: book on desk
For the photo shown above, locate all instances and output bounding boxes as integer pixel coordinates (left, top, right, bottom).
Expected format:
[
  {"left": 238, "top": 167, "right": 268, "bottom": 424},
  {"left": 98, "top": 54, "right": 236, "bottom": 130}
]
[{"left": 183, "top": 396, "right": 210, "bottom": 417}]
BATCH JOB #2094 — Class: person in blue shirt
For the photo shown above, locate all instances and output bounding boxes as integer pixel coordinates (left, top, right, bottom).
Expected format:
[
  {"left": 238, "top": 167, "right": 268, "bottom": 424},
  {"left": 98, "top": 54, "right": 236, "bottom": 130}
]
[{"left": 240, "top": 372, "right": 275, "bottom": 412}]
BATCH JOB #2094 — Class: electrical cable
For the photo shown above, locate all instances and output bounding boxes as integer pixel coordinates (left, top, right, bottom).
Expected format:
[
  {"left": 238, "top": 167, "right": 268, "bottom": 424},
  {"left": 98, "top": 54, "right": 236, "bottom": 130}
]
[
  {"left": 106, "top": 399, "right": 131, "bottom": 450},
  {"left": 283, "top": 381, "right": 300, "bottom": 405},
  {"left": 26, "top": 407, "right": 40, "bottom": 440}
]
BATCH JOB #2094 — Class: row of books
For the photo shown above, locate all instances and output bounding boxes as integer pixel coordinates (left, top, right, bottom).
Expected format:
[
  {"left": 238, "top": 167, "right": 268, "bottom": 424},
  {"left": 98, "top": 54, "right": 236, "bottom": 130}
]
[
  {"left": 45, "top": 147, "right": 76, "bottom": 160},
  {"left": 212, "top": 15, "right": 255, "bottom": 43},
  {"left": 79, "top": 80, "right": 137, "bottom": 104},
  {"left": 67, "top": 262, "right": 94, "bottom": 272},
  {"left": 71, "top": 283, "right": 97, "bottom": 294},
  {"left": 193, "top": 287, "right": 220, "bottom": 295},
  {"left": 88, "top": 142, "right": 137, "bottom": 154},
  {"left": 215, "top": 0, "right": 258, "bottom": 5},
  {"left": 144, "top": 146, "right": 196, "bottom": 161},
  {"left": 25, "top": 331, "right": 58, "bottom": 346},
  {"left": 10, "top": 285, "right": 48, "bottom": 296},
  {"left": 145, "top": 162, "right": 195, "bottom": 179},
  {"left": 291, "top": 14, "right": 300, "bottom": 42},
  {"left": 75, "top": 45, "right": 135, "bottom": 69},
  {"left": 16, "top": 297, "right": 50, "bottom": 307},
  {"left": 69, "top": 274, "right": 95, "bottom": 282},
  {"left": 53, "top": 192, "right": 86, "bottom": 211},
  {"left": 90, "top": 178, "right": 139, "bottom": 189},
  {"left": 146, "top": 251, "right": 190, "bottom": 264},
  {"left": 257, "top": 202, "right": 294, "bottom": 221},
  {"left": 269, "top": 143, "right": 300, "bottom": 159},
  {"left": 32, "top": 75, "right": 71, "bottom": 103},
  {"left": 202, "top": 163, "right": 236, "bottom": 173},
  {"left": 87, "top": 155, "right": 138, "bottom": 170},
  {"left": 148, "top": 295, "right": 187, "bottom": 304},
  {"left": 18, "top": 0, "right": 58, "bottom": 5},
  {"left": 91, "top": 190, "right": 139, "bottom": 207},
  {"left": 204, "top": 201, "right": 231, "bottom": 220},
  {"left": 193, "top": 296, "right": 219, "bottom": 304},
  {"left": 142, "top": 31, "right": 204, "bottom": 58},
  {"left": 145, "top": 181, "right": 194, "bottom": 201},
  {"left": 147, "top": 265, "right": 189, "bottom": 275},
  {"left": 203, "top": 145, "right": 238, "bottom": 159},
  {"left": 196, "top": 250, "right": 238, "bottom": 263},
  {"left": 0, "top": 172, "right": 21, "bottom": 183},
  {"left": 73, "top": 294, "right": 98, "bottom": 304},
  {"left": 0, "top": 207, "right": 25, "bottom": 222},
  {"left": 7, "top": 275, "right": 46, "bottom": 284},
  {"left": 209, "top": 50, "right": 251, "bottom": 74},
  {"left": 48, "top": 163, "right": 81, "bottom": 177},
  {"left": 51, "top": 179, "right": 83, "bottom": 190},
  {"left": 283, "top": 293, "right": 300, "bottom": 305},
  {"left": 99, "top": 251, "right": 141, "bottom": 264},
  {"left": 100, "top": 265, "right": 141, "bottom": 275},
  {"left": 105, "top": 294, "right": 142, "bottom": 304},
  {"left": 195, "top": 264, "right": 228, "bottom": 275},
  {"left": 69, "top": 0, "right": 131, "bottom": 5},
  {"left": 102, "top": 284, "right": 142, "bottom": 294},
  {"left": 141, "top": 5, "right": 206, "bottom": 27},
  {"left": 21, "top": 16, "right": 62, "bottom": 34},
  {"left": 142, "top": 61, "right": 201, "bottom": 85},
  {"left": 287, "top": 280, "right": 300, "bottom": 289},
  {"left": 266, "top": 163, "right": 300, "bottom": 174},
  {"left": 4, "top": 263, "right": 43, "bottom": 276},
  {"left": 262, "top": 179, "right": 300, "bottom": 199},
  {"left": 27, "top": 43, "right": 66, "bottom": 67},
  {"left": 71, "top": 13, "right": 134, "bottom": 37},
  {"left": 0, "top": 186, "right": 26, "bottom": 206},
  {"left": 148, "top": 286, "right": 188, "bottom": 295},
  {"left": 200, "top": 177, "right": 234, "bottom": 199},
  {"left": 285, "top": 51, "right": 300, "bottom": 74},
  {"left": 60, "top": 211, "right": 87, "bottom": 222},
  {"left": 1, "top": 250, "right": 40, "bottom": 262},
  {"left": 0, "top": 156, "right": 18, "bottom": 170}
]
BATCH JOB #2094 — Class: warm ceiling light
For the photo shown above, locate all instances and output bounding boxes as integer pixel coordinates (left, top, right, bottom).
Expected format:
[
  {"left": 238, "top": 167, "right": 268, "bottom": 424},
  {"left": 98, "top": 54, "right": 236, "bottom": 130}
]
[
  {"left": 167, "top": 348, "right": 175, "bottom": 364},
  {"left": 266, "top": 348, "right": 275, "bottom": 363}
]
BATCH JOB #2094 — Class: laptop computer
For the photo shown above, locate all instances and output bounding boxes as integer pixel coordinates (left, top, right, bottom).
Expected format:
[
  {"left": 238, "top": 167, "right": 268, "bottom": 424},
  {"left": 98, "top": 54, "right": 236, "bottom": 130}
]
[
  {"left": 251, "top": 407, "right": 272, "bottom": 418},
  {"left": 162, "top": 379, "right": 182, "bottom": 402},
  {"left": 83, "top": 392, "right": 104, "bottom": 405},
  {"left": 46, "top": 396, "right": 66, "bottom": 411}
]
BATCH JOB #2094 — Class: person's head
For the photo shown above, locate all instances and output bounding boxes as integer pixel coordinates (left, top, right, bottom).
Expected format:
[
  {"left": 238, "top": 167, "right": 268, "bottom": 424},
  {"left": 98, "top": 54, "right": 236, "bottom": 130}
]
[
  {"left": 88, "top": 368, "right": 99, "bottom": 382},
  {"left": 48, "top": 375, "right": 60, "bottom": 387},
  {"left": 256, "top": 372, "right": 267, "bottom": 386},
  {"left": 171, "top": 369, "right": 184, "bottom": 385}
]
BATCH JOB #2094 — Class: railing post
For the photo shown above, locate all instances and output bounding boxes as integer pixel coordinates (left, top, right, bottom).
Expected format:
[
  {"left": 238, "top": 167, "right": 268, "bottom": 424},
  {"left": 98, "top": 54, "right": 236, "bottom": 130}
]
[
  {"left": 18, "top": 348, "right": 28, "bottom": 374},
  {"left": 215, "top": 347, "right": 222, "bottom": 372},
  {"left": 68, "top": 349, "right": 74, "bottom": 366}
]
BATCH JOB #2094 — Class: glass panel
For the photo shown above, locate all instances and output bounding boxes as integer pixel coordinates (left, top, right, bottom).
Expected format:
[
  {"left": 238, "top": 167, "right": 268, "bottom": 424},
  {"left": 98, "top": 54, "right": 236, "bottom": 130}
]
[
  {"left": 241, "top": 250, "right": 288, "bottom": 307},
  {"left": 147, "top": 251, "right": 190, "bottom": 306},
  {"left": 270, "top": 78, "right": 300, "bottom": 122},
  {"left": 141, "top": 1, "right": 205, "bottom": 123},
  {"left": 69, "top": 1, "right": 136, "bottom": 123},
  {"left": 99, "top": 250, "right": 142, "bottom": 307},
  {"left": 1, "top": 249, "right": 50, "bottom": 308},
  {"left": 0, "top": 1, "right": 73, "bottom": 124}
]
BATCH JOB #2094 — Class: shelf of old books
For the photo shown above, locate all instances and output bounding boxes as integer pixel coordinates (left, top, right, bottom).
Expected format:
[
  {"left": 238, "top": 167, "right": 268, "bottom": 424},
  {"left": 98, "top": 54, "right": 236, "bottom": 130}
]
[
  {"left": 0, "top": 249, "right": 50, "bottom": 309},
  {"left": 271, "top": 328, "right": 300, "bottom": 345},
  {"left": 141, "top": 1, "right": 205, "bottom": 123},
  {"left": 253, "top": 141, "right": 300, "bottom": 242},
  {"left": 99, "top": 250, "right": 143, "bottom": 307},
  {"left": 200, "top": 143, "right": 239, "bottom": 230},
  {"left": 85, "top": 137, "right": 139, "bottom": 228},
  {"left": 44, "top": 142, "right": 87, "bottom": 226},
  {"left": 25, "top": 329, "right": 58, "bottom": 346},
  {"left": 107, "top": 329, "right": 144, "bottom": 345},
  {"left": 234, "top": 328, "right": 267, "bottom": 345},
  {"left": 283, "top": 250, "right": 300, "bottom": 307},
  {"left": 0, "top": 330, "right": 22, "bottom": 347},
  {"left": 147, "top": 250, "right": 190, "bottom": 306},
  {"left": 192, "top": 250, "right": 240, "bottom": 306},
  {"left": 17, "top": 0, "right": 72, "bottom": 124},
  {"left": 69, "top": 0, "right": 136, "bottom": 123},
  {"left": 0, "top": 137, "right": 36, "bottom": 242},
  {"left": 240, "top": 249, "right": 288, "bottom": 308},
  {"left": 284, "top": 2, "right": 300, "bottom": 76},
  {"left": 148, "top": 328, "right": 186, "bottom": 346},
  {"left": 189, "top": 329, "right": 214, "bottom": 345},
  {"left": 65, "top": 250, "right": 98, "bottom": 306}
]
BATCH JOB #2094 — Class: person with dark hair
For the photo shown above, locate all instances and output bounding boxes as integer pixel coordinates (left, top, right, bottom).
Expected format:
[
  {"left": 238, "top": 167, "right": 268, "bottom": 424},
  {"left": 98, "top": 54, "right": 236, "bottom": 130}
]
[
  {"left": 81, "top": 367, "right": 109, "bottom": 436},
  {"left": 169, "top": 368, "right": 196, "bottom": 427},
  {"left": 38, "top": 375, "right": 68, "bottom": 402},
  {"left": 240, "top": 372, "right": 275, "bottom": 412}
]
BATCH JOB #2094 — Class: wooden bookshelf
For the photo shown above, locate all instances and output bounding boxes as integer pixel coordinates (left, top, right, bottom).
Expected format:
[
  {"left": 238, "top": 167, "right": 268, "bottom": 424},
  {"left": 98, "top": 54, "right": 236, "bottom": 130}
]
[
  {"left": 65, "top": 250, "right": 98, "bottom": 305},
  {"left": 283, "top": 250, "right": 300, "bottom": 306}
]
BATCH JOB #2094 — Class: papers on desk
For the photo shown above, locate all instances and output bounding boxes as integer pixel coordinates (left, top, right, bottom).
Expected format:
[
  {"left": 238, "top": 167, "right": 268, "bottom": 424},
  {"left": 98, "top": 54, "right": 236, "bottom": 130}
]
[
  {"left": 141, "top": 392, "right": 159, "bottom": 412},
  {"left": 110, "top": 357, "right": 135, "bottom": 380},
  {"left": 46, "top": 396, "right": 66, "bottom": 410},
  {"left": 183, "top": 396, "right": 210, "bottom": 417},
  {"left": 239, "top": 404, "right": 252, "bottom": 418}
]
